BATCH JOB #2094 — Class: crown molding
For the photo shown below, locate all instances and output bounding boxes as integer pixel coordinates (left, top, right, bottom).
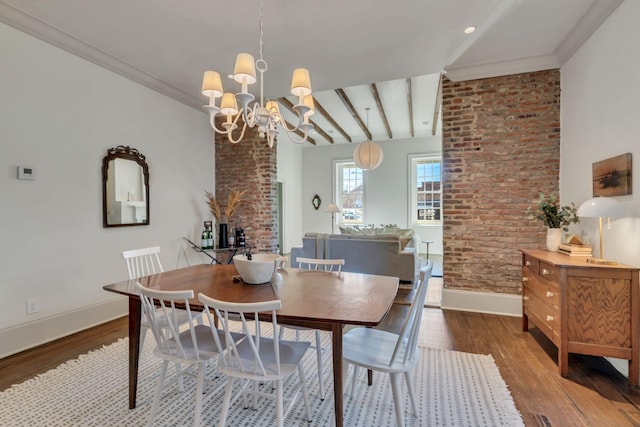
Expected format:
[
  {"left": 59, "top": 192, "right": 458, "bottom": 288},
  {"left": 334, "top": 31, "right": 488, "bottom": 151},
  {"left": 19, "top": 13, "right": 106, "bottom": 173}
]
[
  {"left": 0, "top": 1, "right": 203, "bottom": 111},
  {"left": 443, "top": 54, "right": 559, "bottom": 82},
  {"left": 554, "top": 0, "right": 624, "bottom": 65}
]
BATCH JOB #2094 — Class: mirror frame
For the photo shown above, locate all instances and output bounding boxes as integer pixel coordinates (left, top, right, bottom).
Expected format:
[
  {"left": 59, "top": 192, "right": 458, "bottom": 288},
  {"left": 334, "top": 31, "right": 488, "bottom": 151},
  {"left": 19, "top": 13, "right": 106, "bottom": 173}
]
[{"left": 102, "top": 145, "right": 150, "bottom": 227}]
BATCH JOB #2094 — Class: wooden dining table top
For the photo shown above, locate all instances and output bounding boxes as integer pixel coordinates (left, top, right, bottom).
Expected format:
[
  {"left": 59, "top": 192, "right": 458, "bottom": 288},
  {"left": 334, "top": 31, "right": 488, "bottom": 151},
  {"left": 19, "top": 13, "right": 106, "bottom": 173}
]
[{"left": 104, "top": 263, "right": 400, "bottom": 327}]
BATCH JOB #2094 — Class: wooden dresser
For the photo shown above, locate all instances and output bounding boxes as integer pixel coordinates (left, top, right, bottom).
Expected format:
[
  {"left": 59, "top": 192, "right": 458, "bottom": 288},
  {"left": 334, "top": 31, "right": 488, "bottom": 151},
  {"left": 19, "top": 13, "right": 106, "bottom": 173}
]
[{"left": 520, "top": 249, "right": 640, "bottom": 386}]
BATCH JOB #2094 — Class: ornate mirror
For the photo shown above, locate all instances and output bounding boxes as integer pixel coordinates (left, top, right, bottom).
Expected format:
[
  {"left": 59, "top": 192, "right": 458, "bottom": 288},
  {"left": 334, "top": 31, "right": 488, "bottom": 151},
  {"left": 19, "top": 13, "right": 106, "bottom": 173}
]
[
  {"left": 102, "top": 146, "right": 150, "bottom": 227},
  {"left": 312, "top": 194, "right": 321, "bottom": 210}
]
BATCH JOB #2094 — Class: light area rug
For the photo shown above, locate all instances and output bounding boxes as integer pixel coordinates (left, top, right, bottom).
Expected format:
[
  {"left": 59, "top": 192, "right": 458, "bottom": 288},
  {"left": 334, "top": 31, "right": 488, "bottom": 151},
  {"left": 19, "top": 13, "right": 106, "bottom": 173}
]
[{"left": 0, "top": 328, "right": 523, "bottom": 426}]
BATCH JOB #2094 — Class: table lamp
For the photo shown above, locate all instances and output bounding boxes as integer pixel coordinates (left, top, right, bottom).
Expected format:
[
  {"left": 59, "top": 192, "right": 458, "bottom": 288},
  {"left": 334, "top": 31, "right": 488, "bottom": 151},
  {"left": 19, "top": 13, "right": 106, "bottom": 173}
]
[
  {"left": 325, "top": 203, "right": 341, "bottom": 234},
  {"left": 576, "top": 196, "right": 623, "bottom": 265}
]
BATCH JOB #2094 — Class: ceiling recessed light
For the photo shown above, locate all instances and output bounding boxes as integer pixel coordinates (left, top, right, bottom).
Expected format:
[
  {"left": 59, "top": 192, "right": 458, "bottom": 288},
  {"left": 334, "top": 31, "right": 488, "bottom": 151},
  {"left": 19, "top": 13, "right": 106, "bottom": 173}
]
[{"left": 464, "top": 26, "right": 476, "bottom": 34}]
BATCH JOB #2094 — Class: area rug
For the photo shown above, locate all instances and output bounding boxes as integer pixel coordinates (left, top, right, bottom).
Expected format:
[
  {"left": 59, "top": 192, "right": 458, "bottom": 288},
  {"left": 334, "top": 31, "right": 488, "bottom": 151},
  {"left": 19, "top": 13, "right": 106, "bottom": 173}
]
[{"left": 0, "top": 328, "right": 523, "bottom": 426}]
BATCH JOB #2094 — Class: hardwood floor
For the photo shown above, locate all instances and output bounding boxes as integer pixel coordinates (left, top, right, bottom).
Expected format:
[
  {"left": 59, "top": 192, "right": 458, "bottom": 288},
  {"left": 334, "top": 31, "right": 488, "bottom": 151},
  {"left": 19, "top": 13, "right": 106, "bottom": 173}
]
[{"left": 2, "top": 308, "right": 640, "bottom": 426}]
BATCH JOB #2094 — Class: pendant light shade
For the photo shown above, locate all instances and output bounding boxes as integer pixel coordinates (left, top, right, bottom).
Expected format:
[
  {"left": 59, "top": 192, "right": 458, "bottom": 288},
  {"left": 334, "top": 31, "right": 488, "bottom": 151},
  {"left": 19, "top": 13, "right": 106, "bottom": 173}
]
[{"left": 353, "top": 141, "right": 383, "bottom": 171}]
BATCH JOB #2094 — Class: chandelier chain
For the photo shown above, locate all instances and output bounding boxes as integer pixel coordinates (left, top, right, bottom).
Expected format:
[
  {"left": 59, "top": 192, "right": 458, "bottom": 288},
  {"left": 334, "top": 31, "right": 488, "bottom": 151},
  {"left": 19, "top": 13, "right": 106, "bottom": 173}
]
[{"left": 259, "top": 0, "right": 264, "bottom": 62}]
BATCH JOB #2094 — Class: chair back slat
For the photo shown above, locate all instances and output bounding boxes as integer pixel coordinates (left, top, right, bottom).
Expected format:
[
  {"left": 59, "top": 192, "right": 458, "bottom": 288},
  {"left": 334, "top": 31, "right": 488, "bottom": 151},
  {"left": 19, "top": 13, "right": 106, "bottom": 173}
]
[
  {"left": 136, "top": 282, "right": 201, "bottom": 359},
  {"left": 389, "top": 260, "right": 433, "bottom": 366},
  {"left": 199, "top": 294, "right": 282, "bottom": 377},
  {"left": 122, "top": 246, "right": 164, "bottom": 279},
  {"left": 296, "top": 257, "right": 345, "bottom": 273}
]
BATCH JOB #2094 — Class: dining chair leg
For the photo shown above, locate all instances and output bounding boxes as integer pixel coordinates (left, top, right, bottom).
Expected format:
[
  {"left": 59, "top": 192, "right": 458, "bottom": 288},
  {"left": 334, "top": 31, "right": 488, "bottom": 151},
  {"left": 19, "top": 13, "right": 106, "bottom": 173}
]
[
  {"left": 298, "top": 363, "right": 312, "bottom": 422},
  {"left": 176, "top": 363, "right": 184, "bottom": 392},
  {"left": 350, "top": 364, "right": 360, "bottom": 396},
  {"left": 276, "top": 378, "right": 284, "bottom": 427},
  {"left": 390, "top": 373, "right": 406, "bottom": 427},
  {"left": 404, "top": 370, "right": 418, "bottom": 416},
  {"left": 149, "top": 360, "right": 169, "bottom": 427},
  {"left": 218, "top": 378, "right": 234, "bottom": 427},
  {"left": 193, "top": 363, "right": 206, "bottom": 427},
  {"left": 315, "top": 331, "right": 325, "bottom": 400}
]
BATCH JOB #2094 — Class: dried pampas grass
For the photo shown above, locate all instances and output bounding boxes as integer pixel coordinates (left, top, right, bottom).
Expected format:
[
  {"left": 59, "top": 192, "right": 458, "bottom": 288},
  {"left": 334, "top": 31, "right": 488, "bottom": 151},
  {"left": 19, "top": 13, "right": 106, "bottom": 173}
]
[{"left": 205, "top": 189, "right": 246, "bottom": 223}]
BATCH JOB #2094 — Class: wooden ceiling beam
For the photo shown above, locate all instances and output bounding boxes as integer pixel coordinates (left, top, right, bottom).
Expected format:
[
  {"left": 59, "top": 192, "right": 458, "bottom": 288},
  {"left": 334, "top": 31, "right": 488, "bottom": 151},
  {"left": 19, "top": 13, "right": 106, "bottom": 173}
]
[
  {"left": 432, "top": 73, "right": 443, "bottom": 136},
  {"left": 370, "top": 83, "right": 392, "bottom": 139},
  {"left": 278, "top": 97, "right": 333, "bottom": 144},
  {"left": 335, "top": 88, "right": 372, "bottom": 141},
  {"left": 405, "top": 78, "right": 415, "bottom": 138},
  {"left": 310, "top": 96, "right": 352, "bottom": 143}
]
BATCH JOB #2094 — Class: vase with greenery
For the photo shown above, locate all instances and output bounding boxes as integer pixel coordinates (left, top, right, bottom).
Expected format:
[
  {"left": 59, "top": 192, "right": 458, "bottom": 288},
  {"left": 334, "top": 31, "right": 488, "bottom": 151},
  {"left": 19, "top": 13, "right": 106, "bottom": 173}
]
[{"left": 527, "top": 193, "right": 579, "bottom": 251}]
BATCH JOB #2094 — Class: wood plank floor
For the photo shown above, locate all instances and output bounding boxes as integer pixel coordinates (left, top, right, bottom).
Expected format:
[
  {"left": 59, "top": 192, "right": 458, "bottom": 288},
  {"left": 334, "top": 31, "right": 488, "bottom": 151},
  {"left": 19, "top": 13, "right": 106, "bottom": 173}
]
[{"left": 2, "top": 308, "right": 640, "bottom": 426}]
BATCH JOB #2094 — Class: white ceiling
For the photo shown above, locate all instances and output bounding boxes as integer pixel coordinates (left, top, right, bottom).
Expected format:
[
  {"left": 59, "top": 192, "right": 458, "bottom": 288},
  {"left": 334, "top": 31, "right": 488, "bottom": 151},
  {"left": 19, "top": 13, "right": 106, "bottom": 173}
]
[{"left": 0, "top": 0, "right": 623, "bottom": 145}]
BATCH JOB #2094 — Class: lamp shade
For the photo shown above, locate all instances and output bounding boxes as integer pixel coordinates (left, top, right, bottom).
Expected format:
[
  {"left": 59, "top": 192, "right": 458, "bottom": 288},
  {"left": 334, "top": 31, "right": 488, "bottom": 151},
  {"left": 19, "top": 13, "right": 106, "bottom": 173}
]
[
  {"left": 233, "top": 53, "right": 257, "bottom": 85},
  {"left": 220, "top": 93, "right": 239, "bottom": 116},
  {"left": 291, "top": 68, "right": 312, "bottom": 97},
  {"left": 202, "top": 71, "right": 223, "bottom": 98},
  {"left": 325, "top": 203, "right": 341, "bottom": 213},
  {"left": 577, "top": 197, "right": 624, "bottom": 219},
  {"left": 353, "top": 141, "right": 383, "bottom": 171}
]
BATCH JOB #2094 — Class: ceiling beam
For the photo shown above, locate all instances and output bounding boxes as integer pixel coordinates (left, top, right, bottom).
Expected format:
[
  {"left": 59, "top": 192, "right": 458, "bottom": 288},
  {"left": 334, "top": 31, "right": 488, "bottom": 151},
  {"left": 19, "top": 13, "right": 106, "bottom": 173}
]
[
  {"left": 370, "top": 83, "right": 392, "bottom": 139},
  {"left": 405, "top": 78, "right": 415, "bottom": 137},
  {"left": 432, "top": 73, "right": 443, "bottom": 136},
  {"left": 335, "top": 88, "right": 371, "bottom": 141},
  {"left": 278, "top": 98, "right": 333, "bottom": 144},
  {"left": 311, "top": 97, "right": 352, "bottom": 143}
]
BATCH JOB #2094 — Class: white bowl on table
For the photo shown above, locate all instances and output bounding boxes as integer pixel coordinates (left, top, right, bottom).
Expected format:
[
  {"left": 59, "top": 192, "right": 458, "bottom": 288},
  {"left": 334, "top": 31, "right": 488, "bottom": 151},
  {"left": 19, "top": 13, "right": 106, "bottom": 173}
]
[{"left": 233, "top": 253, "right": 285, "bottom": 284}]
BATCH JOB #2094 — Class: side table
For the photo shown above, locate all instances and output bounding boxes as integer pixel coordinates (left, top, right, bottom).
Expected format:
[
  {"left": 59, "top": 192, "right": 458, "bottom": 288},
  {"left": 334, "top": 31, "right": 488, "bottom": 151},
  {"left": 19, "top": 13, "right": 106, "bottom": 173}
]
[{"left": 183, "top": 237, "right": 251, "bottom": 265}]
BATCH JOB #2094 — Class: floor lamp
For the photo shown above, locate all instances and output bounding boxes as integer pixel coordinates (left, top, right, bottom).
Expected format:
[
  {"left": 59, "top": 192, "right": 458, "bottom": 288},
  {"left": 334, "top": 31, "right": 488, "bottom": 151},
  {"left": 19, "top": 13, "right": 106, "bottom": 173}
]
[
  {"left": 576, "top": 196, "right": 623, "bottom": 265},
  {"left": 326, "top": 203, "right": 341, "bottom": 234}
]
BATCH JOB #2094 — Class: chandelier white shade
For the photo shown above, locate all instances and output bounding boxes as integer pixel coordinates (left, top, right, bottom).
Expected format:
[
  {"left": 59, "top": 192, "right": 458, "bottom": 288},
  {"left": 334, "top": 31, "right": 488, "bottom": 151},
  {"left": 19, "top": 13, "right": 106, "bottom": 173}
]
[
  {"left": 200, "top": 0, "right": 314, "bottom": 148},
  {"left": 353, "top": 141, "right": 384, "bottom": 170}
]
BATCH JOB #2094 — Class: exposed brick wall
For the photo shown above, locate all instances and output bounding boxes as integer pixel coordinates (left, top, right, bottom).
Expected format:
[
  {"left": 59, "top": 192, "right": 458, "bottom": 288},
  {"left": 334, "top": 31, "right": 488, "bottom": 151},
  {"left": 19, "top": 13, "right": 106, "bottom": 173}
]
[
  {"left": 215, "top": 125, "right": 278, "bottom": 253},
  {"left": 441, "top": 70, "right": 560, "bottom": 294}
]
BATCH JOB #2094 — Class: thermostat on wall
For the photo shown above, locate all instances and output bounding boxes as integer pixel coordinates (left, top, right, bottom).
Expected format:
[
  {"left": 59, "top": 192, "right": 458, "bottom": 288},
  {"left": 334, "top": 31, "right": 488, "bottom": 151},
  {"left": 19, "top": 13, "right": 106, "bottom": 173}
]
[{"left": 17, "top": 166, "right": 36, "bottom": 180}]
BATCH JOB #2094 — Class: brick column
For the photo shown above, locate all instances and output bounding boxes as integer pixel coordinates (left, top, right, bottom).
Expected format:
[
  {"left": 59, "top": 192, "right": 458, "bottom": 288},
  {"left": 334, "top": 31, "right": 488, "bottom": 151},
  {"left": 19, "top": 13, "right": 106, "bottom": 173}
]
[
  {"left": 215, "top": 126, "right": 278, "bottom": 253},
  {"left": 441, "top": 70, "right": 560, "bottom": 294}
]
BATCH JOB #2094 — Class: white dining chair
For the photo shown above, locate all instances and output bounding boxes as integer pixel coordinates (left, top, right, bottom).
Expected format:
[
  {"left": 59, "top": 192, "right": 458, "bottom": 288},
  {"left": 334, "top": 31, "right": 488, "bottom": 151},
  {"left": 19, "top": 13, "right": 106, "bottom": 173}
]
[
  {"left": 122, "top": 246, "right": 202, "bottom": 350},
  {"left": 198, "top": 293, "right": 312, "bottom": 427},
  {"left": 343, "top": 260, "right": 433, "bottom": 427},
  {"left": 137, "top": 283, "right": 243, "bottom": 427},
  {"left": 279, "top": 257, "right": 345, "bottom": 400}
]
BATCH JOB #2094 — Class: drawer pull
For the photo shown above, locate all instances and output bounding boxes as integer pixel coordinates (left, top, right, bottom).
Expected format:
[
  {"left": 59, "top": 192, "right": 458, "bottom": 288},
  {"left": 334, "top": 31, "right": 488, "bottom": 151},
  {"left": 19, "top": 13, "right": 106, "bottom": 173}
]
[
  {"left": 546, "top": 315, "right": 554, "bottom": 322},
  {"left": 522, "top": 277, "right": 529, "bottom": 282},
  {"left": 523, "top": 296, "right": 530, "bottom": 301},
  {"left": 546, "top": 291, "right": 554, "bottom": 298},
  {"left": 525, "top": 261, "right": 532, "bottom": 266},
  {"left": 542, "top": 268, "right": 550, "bottom": 275}
]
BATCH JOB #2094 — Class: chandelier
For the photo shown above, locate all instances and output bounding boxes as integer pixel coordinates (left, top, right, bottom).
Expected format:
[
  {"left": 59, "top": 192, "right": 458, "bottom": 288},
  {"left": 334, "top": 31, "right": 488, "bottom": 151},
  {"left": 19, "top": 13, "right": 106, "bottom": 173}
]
[{"left": 200, "top": 0, "right": 314, "bottom": 148}]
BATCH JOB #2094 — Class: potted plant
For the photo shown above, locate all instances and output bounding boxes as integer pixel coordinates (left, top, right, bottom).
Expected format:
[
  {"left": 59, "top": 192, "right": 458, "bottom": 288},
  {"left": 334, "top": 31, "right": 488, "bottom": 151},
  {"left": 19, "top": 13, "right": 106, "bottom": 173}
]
[{"left": 527, "top": 193, "right": 579, "bottom": 251}]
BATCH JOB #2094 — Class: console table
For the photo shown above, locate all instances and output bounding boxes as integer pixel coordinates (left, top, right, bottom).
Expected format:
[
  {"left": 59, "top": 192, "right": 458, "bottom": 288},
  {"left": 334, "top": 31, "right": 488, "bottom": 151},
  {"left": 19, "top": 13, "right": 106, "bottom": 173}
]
[
  {"left": 520, "top": 249, "right": 640, "bottom": 386},
  {"left": 183, "top": 237, "right": 251, "bottom": 264}
]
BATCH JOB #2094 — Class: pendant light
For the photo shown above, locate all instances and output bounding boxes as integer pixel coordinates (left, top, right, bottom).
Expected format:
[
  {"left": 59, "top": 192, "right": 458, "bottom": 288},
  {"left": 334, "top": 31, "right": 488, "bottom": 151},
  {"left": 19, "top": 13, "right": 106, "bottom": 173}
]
[{"left": 353, "top": 108, "right": 383, "bottom": 170}]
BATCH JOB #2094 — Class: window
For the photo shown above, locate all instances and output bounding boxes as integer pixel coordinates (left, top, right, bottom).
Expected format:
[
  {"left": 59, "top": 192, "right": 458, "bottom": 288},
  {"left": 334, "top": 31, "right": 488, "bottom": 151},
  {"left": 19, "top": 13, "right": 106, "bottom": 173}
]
[
  {"left": 335, "top": 161, "right": 364, "bottom": 225},
  {"left": 410, "top": 156, "right": 442, "bottom": 224}
]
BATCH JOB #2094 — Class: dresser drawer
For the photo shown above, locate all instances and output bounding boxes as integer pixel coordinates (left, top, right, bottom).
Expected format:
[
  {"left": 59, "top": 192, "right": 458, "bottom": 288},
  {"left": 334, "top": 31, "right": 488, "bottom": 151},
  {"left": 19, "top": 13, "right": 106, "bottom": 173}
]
[
  {"left": 524, "top": 291, "right": 560, "bottom": 336},
  {"left": 538, "top": 261, "right": 560, "bottom": 283},
  {"left": 523, "top": 255, "right": 539, "bottom": 274},
  {"left": 523, "top": 273, "right": 559, "bottom": 310}
]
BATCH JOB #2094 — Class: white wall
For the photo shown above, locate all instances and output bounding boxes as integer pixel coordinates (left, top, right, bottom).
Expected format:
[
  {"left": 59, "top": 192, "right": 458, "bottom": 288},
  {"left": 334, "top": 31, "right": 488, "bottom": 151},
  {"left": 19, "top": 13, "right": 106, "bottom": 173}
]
[
  {"left": 0, "top": 23, "right": 214, "bottom": 356},
  {"left": 276, "top": 139, "right": 304, "bottom": 253},
  {"left": 560, "top": 0, "right": 639, "bottom": 375},
  {"left": 298, "top": 136, "right": 443, "bottom": 254},
  {"left": 560, "top": 0, "right": 640, "bottom": 266}
]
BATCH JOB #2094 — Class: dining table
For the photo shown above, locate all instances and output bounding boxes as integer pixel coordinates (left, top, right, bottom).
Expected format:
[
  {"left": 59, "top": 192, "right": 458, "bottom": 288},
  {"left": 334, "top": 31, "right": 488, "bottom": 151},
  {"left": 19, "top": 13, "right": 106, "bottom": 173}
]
[{"left": 103, "top": 263, "right": 399, "bottom": 427}]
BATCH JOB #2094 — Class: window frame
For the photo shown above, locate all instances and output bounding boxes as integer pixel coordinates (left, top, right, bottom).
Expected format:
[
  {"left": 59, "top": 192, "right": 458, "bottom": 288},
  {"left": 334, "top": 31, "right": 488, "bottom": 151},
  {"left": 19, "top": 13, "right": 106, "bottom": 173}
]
[
  {"left": 333, "top": 159, "right": 365, "bottom": 227},
  {"left": 408, "top": 154, "right": 442, "bottom": 226}
]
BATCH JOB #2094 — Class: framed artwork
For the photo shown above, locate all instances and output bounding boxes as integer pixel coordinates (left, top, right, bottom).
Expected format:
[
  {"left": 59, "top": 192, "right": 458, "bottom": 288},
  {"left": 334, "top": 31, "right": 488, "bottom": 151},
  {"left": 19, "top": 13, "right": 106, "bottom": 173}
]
[{"left": 592, "top": 153, "right": 632, "bottom": 196}]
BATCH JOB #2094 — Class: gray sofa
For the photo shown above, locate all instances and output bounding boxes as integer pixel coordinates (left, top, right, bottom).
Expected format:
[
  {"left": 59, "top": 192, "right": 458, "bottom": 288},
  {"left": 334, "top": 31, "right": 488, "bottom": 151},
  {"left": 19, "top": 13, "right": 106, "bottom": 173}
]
[{"left": 290, "top": 232, "right": 418, "bottom": 283}]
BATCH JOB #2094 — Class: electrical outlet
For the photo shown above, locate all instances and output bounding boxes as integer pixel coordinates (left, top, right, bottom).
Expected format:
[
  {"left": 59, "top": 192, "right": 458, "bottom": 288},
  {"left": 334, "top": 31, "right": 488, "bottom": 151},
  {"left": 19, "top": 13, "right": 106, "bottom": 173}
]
[{"left": 26, "top": 298, "right": 40, "bottom": 314}]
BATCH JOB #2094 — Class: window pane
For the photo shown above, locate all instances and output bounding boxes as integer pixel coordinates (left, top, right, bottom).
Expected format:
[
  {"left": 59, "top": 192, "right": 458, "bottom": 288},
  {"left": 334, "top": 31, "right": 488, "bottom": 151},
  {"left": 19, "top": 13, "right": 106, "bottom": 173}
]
[
  {"left": 337, "top": 161, "right": 364, "bottom": 225},
  {"left": 414, "top": 158, "right": 442, "bottom": 224}
]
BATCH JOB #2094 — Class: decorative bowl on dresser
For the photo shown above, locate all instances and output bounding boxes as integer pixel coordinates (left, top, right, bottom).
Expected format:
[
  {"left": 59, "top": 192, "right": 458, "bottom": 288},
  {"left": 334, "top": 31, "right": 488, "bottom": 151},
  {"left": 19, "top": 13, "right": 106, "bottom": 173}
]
[{"left": 520, "top": 249, "right": 640, "bottom": 386}]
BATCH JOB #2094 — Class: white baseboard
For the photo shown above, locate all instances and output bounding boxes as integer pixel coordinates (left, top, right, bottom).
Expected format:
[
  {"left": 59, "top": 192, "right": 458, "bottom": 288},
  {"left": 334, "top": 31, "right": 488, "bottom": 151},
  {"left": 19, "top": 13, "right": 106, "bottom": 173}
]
[
  {"left": 0, "top": 297, "right": 128, "bottom": 359},
  {"left": 441, "top": 288, "right": 522, "bottom": 317}
]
